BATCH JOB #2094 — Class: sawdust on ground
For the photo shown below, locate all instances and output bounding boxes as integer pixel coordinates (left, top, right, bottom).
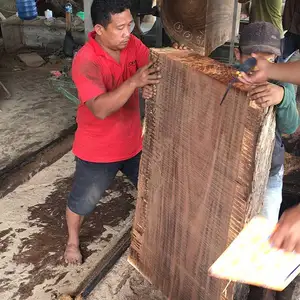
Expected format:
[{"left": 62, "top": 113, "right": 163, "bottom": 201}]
[
  {"left": 89, "top": 251, "right": 167, "bottom": 300},
  {"left": 0, "top": 152, "right": 136, "bottom": 300}
]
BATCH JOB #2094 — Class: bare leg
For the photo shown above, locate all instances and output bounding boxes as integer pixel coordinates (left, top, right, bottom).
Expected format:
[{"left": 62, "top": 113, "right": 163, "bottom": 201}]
[
  {"left": 64, "top": 207, "right": 84, "bottom": 264},
  {"left": 64, "top": 157, "right": 120, "bottom": 265}
]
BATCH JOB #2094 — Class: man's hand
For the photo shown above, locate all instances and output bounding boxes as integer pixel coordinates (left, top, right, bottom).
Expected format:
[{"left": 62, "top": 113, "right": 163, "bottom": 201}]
[
  {"left": 142, "top": 85, "right": 154, "bottom": 100},
  {"left": 239, "top": 54, "right": 273, "bottom": 85},
  {"left": 172, "top": 41, "right": 194, "bottom": 51},
  {"left": 270, "top": 205, "right": 300, "bottom": 253},
  {"left": 248, "top": 82, "right": 284, "bottom": 108},
  {"left": 130, "top": 62, "right": 161, "bottom": 88},
  {"left": 172, "top": 42, "right": 188, "bottom": 50}
]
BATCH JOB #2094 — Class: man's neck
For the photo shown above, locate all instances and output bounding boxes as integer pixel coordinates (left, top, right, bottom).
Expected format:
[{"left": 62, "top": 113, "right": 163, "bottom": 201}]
[{"left": 95, "top": 35, "right": 120, "bottom": 63}]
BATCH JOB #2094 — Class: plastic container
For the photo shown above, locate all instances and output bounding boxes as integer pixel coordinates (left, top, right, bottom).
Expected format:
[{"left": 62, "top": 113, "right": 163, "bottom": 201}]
[
  {"left": 76, "top": 11, "right": 85, "bottom": 21},
  {"left": 65, "top": 3, "right": 73, "bottom": 14},
  {"left": 16, "top": 0, "right": 38, "bottom": 21},
  {"left": 45, "top": 9, "right": 53, "bottom": 19}
]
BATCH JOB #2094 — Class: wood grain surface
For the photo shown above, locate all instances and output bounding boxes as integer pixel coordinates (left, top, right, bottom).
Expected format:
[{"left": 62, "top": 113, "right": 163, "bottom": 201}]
[
  {"left": 129, "top": 49, "right": 275, "bottom": 300},
  {"left": 159, "top": 0, "right": 237, "bottom": 55}
]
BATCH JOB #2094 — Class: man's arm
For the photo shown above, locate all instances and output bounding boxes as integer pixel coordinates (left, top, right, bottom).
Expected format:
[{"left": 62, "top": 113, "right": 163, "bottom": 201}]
[
  {"left": 239, "top": 55, "right": 300, "bottom": 86},
  {"left": 266, "top": 61, "right": 300, "bottom": 86},
  {"left": 275, "top": 82, "right": 300, "bottom": 134},
  {"left": 87, "top": 63, "right": 160, "bottom": 119},
  {"left": 86, "top": 79, "right": 139, "bottom": 119},
  {"left": 73, "top": 59, "right": 160, "bottom": 120}
]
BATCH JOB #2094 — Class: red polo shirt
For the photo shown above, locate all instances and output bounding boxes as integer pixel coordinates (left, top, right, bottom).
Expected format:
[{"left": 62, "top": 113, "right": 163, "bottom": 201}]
[{"left": 72, "top": 32, "right": 149, "bottom": 163}]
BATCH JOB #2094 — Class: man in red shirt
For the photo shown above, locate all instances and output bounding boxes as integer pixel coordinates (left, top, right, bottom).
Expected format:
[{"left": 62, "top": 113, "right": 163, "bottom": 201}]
[{"left": 65, "top": 0, "right": 160, "bottom": 264}]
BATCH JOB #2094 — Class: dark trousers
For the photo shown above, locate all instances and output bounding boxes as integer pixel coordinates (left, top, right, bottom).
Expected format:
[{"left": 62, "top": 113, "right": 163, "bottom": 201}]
[
  {"left": 281, "top": 32, "right": 300, "bottom": 62},
  {"left": 68, "top": 152, "right": 141, "bottom": 216}
]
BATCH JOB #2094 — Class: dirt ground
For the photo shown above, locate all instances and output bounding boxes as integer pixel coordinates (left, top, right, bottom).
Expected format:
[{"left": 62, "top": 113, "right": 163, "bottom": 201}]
[
  {"left": 0, "top": 151, "right": 137, "bottom": 300},
  {"left": 89, "top": 251, "right": 166, "bottom": 300}
]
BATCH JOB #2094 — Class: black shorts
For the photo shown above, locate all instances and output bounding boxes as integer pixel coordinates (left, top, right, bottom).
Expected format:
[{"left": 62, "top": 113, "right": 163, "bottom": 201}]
[{"left": 68, "top": 152, "right": 141, "bottom": 216}]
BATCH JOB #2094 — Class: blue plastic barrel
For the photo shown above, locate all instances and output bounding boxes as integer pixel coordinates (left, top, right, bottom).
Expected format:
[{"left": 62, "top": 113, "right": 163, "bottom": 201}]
[{"left": 16, "top": 0, "right": 38, "bottom": 20}]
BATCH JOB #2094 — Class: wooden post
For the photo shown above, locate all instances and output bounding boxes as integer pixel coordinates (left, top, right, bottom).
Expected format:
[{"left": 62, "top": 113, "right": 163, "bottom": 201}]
[{"left": 83, "top": 0, "right": 93, "bottom": 39}]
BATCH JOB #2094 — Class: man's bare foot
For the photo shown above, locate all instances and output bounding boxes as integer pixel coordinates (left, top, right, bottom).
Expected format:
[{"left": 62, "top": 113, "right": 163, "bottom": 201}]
[{"left": 64, "top": 244, "right": 82, "bottom": 265}]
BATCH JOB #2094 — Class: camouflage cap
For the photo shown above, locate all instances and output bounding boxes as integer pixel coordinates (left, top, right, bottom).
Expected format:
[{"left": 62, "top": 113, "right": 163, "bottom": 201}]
[{"left": 239, "top": 22, "right": 281, "bottom": 56}]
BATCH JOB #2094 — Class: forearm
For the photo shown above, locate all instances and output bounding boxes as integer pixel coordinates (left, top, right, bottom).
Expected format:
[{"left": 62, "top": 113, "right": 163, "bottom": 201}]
[
  {"left": 88, "top": 79, "right": 137, "bottom": 119},
  {"left": 268, "top": 62, "right": 300, "bottom": 85}
]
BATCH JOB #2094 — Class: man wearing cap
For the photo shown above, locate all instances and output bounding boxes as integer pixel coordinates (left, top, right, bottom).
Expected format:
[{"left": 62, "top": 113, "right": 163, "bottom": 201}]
[
  {"left": 236, "top": 21, "right": 299, "bottom": 226},
  {"left": 235, "top": 21, "right": 299, "bottom": 299}
]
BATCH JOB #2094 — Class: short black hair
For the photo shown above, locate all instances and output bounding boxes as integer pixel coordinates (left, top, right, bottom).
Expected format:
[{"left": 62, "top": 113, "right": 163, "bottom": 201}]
[{"left": 91, "top": 0, "right": 132, "bottom": 28}]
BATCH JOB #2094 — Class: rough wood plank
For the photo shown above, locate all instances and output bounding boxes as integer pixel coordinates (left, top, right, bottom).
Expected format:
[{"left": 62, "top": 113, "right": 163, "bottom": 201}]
[{"left": 129, "top": 48, "right": 275, "bottom": 300}]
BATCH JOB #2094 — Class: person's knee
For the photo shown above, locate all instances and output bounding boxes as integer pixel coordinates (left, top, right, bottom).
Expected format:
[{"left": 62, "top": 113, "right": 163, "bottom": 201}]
[
  {"left": 68, "top": 183, "right": 104, "bottom": 216},
  {"left": 68, "top": 157, "right": 119, "bottom": 216}
]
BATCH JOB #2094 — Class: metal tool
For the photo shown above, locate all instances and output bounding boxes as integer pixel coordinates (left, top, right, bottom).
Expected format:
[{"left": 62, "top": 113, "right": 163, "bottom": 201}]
[{"left": 220, "top": 57, "right": 257, "bottom": 105}]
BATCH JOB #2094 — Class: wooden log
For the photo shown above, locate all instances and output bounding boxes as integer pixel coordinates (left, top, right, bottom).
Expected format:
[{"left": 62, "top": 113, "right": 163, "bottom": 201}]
[
  {"left": 129, "top": 48, "right": 276, "bottom": 300},
  {"left": 159, "top": 0, "right": 241, "bottom": 55}
]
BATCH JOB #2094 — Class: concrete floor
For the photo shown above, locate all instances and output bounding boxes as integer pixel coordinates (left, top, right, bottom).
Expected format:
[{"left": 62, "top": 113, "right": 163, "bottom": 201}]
[{"left": 0, "top": 54, "right": 76, "bottom": 174}]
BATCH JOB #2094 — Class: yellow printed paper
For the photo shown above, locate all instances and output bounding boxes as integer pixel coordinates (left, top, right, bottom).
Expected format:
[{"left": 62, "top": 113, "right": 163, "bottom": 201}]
[{"left": 209, "top": 216, "right": 300, "bottom": 291}]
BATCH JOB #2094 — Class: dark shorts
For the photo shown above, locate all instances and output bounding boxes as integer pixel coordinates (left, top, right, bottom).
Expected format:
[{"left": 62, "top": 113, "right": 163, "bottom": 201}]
[{"left": 68, "top": 152, "right": 141, "bottom": 216}]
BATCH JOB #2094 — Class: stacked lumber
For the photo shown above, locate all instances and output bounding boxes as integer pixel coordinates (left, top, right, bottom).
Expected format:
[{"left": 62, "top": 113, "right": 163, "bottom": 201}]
[{"left": 129, "top": 49, "right": 276, "bottom": 300}]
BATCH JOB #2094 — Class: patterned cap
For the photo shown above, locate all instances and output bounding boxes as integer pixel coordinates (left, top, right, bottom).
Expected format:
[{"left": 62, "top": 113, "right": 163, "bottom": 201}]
[{"left": 239, "top": 22, "right": 281, "bottom": 56}]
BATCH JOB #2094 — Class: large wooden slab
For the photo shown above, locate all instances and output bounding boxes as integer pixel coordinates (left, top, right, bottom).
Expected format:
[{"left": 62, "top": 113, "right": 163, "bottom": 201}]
[{"left": 129, "top": 49, "right": 276, "bottom": 300}]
